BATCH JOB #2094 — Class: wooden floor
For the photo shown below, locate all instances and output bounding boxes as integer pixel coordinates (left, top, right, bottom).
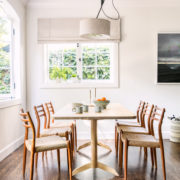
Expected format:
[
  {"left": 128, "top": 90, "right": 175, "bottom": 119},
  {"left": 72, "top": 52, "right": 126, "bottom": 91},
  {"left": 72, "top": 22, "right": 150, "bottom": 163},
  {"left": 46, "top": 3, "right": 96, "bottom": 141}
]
[{"left": 0, "top": 140, "right": 179, "bottom": 180}]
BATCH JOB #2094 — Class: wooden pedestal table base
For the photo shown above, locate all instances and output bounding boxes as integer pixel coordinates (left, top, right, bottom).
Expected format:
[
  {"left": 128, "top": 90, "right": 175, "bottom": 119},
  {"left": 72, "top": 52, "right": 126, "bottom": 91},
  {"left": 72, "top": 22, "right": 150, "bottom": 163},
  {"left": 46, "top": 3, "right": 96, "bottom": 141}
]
[
  {"left": 77, "top": 142, "right": 112, "bottom": 152},
  {"left": 72, "top": 120, "right": 119, "bottom": 176}
]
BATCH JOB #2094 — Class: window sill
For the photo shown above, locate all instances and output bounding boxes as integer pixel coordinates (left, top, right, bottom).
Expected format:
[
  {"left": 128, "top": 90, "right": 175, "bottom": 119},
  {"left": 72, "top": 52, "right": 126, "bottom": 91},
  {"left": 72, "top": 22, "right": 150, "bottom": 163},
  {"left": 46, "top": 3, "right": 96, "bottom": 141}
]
[
  {"left": 40, "top": 81, "right": 119, "bottom": 89},
  {"left": 0, "top": 98, "right": 21, "bottom": 109}
]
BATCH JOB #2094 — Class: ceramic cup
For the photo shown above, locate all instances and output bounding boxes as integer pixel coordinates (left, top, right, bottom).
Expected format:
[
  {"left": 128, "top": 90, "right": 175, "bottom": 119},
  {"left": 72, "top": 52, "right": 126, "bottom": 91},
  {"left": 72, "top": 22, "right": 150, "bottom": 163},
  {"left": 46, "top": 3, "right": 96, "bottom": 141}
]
[
  {"left": 75, "top": 106, "right": 83, "bottom": 114},
  {"left": 95, "top": 106, "right": 101, "bottom": 113},
  {"left": 72, "top": 103, "right": 83, "bottom": 112},
  {"left": 83, "top": 105, "right": 89, "bottom": 112}
]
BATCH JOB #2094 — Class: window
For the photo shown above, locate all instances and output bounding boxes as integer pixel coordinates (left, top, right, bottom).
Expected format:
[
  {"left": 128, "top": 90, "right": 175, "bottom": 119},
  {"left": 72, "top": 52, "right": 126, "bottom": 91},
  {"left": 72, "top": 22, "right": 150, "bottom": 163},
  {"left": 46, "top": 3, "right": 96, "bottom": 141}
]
[
  {"left": 44, "top": 42, "right": 118, "bottom": 88},
  {"left": 48, "top": 44, "right": 77, "bottom": 81},
  {"left": 0, "top": 7, "right": 15, "bottom": 98}
]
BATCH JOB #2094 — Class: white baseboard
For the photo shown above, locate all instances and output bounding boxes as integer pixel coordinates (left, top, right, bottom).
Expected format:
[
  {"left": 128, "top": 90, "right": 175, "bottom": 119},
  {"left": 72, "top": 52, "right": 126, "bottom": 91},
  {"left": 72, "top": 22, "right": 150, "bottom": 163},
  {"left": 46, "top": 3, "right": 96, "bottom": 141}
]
[{"left": 0, "top": 136, "right": 24, "bottom": 162}]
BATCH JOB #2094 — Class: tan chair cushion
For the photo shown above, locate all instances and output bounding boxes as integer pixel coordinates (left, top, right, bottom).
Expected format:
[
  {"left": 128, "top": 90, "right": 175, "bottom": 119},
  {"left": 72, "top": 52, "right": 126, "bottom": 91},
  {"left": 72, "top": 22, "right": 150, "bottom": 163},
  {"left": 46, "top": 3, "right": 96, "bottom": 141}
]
[
  {"left": 40, "top": 127, "right": 71, "bottom": 137},
  {"left": 25, "top": 136, "right": 67, "bottom": 152},
  {"left": 51, "top": 121, "right": 75, "bottom": 128},
  {"left": 121, "top": 133, "right": 160, "bottom": 148},
  {"left": 117, "top": 121, "right": 141, "bottom": 127},
  {"left": 117, "top": 126, "right": 148, "bottom": 134}
]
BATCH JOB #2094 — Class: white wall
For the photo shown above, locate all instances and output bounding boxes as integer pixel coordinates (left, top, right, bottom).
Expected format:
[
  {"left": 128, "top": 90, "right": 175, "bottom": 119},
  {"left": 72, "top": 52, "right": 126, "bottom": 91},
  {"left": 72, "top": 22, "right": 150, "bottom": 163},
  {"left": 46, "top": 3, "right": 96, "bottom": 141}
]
[
  {"left": 26, "top": 0, "right": 180, "bottom": 140},
  {"left": 0, "top": 0, "right": 26, "bottom": 161}
]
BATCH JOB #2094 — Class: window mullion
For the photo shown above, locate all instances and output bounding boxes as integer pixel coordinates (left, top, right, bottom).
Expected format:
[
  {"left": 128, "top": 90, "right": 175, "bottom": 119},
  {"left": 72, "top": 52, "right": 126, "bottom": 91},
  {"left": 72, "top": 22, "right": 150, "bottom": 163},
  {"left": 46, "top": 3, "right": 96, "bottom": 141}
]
[{"left": 77, "top": 43, "right": 82, "bottom": 80}]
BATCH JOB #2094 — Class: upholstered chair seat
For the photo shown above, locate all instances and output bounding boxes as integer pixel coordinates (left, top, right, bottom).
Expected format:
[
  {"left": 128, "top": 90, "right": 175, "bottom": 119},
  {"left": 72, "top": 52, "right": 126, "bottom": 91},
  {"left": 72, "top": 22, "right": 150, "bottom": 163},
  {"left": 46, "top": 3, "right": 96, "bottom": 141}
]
[
  {"left": 117, "top": 126, "right": 148, "bottom": 134},
  {"left": 25, "top": 136, "right": 68, "bottom": 152},
  {"left": 40, "top": 127, "right": 71, "bottom": 137},
  {"left": 121, "top": 133, "right": 160, "bottom": 148},
  {"left": 51, "top": 121, "right": 75, "bottom": 128}
]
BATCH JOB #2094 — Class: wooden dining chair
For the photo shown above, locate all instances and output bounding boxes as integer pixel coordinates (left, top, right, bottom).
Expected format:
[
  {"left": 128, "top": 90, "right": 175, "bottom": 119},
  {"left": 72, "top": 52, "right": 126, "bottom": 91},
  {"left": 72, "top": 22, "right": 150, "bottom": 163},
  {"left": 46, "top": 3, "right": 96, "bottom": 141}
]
[
  {"left": 34, "top": 104, "right": 73, "bottom": 167},
  {"left": 120, "top": 106, "right": 166, "bottom": 180},
  {"left": 115, "top": 101, "right": 145, "bottom": 156},
  {"left": 20, "top": 109, "right": 72, "bottom": 180},
  {"left": 45, "top": 102, "right": 77, "bottom": 152},
  {"left": 118, "top": 103, "right": 154, "bottom": 167}
]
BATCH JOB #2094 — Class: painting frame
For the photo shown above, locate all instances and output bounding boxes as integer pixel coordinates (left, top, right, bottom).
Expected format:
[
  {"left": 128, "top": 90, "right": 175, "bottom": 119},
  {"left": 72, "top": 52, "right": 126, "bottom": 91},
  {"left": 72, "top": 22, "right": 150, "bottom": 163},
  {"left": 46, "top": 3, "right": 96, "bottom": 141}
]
[{"left": 157, "top": 32, "right": 180, "bottom": 84}]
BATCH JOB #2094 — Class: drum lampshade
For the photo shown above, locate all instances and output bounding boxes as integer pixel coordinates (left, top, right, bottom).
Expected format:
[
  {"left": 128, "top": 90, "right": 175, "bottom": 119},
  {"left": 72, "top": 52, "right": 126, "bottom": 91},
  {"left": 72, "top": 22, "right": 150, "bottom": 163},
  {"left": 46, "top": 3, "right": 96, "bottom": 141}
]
[{"left": 80, "top": 18, "right": 110, "bottom": 39}]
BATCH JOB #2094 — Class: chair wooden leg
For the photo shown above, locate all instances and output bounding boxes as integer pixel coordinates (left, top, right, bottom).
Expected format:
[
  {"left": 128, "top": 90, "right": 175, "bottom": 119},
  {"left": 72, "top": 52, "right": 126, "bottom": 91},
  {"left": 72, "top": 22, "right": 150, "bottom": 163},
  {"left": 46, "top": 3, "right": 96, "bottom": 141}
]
[
  {"left": 35, "top": 152, "right": 38, "bottom": 168},
  {"left": 67, "top": 141, "right": 72, "bottom": 180},
  {"left": 65, "top": 132, "right": 70, "bottom": 166},
  {"left": 119, "top": 135, "right": 123, "bottom": 168},
  {"left": 57, "top": 149, "right": 60, "bottom": 172},
  {"left": 150, "top": 148, "right": 154, "bottom": 167},
  {"left": 70, "top": 132, "right": 73, "bottom": 159},
  {"left": 160, "top": 144, "right": 166, "bottom": 180},
  {"left": 23, "top": 144, "right": 27, "bottom": 176},
  {"left": 153, "top": 148, "right": 157, "bottom": 168},
  {"left": 115, "top": 127, "right": 119, "bottom": 157},
  {"left": 71, "top": 125, "right": 74, "bottom": 153},
  {"left": 115, "top": 125, "right": 117, "bottom": 148},
  {"left": 74, "top": 124, "right": 77, "bottom": 151},
  {"left": 144, "top": 147, "right": 147, "bottom": 159},
  {"left": 124, "top": 140, "right": 128, "bottom": 180},
  {"left": 30, "top": 150, "right": 35, "bottom": 180}
]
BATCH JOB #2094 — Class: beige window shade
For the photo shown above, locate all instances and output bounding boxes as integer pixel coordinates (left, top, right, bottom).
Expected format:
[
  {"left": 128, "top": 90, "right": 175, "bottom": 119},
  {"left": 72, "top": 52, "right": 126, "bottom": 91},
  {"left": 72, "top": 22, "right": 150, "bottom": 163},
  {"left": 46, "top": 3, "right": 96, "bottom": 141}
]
[{"left": 38, "top": 18, "right": 120, "bottom": 43}]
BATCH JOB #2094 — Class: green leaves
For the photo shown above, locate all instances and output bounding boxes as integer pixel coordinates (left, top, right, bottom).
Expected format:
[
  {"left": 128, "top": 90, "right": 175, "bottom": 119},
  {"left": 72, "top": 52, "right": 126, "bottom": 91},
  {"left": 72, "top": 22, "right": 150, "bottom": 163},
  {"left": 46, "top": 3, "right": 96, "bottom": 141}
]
[
  {"left": 82, "top": 45, "right": 110, "bottom": 80},
  {"left": 97, "top": 67, "right": 110, "bottom": 80},
  {"left": 0, "top": 69, "right": 10, "bottom": 94},
  {"left": 48, "top": 44, "right": 111, "bottom": 81},
  {"left": 0, "top": 14, "right": 11, "bottom": 95},
  {"left": 50, "top": 66, "right": 75, "bottom": 80},
  {"left": 83, "top": 67, "right": 96, "bottom": 80}
]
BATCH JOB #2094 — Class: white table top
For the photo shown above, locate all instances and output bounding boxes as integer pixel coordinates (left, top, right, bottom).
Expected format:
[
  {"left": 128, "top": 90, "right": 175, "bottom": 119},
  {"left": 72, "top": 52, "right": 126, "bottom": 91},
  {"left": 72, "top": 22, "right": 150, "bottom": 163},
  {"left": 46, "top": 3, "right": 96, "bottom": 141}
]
[{"left": 53, "top": 103, "right": 136, "bottom": 120}]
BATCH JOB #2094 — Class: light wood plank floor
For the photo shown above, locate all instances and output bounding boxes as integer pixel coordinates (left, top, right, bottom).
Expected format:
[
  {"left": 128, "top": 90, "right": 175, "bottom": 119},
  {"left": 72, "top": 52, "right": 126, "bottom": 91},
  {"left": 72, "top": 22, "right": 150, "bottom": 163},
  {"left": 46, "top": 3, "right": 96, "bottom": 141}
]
[{"left": 0, "top": 140, "right": 179, "bottom": 180}]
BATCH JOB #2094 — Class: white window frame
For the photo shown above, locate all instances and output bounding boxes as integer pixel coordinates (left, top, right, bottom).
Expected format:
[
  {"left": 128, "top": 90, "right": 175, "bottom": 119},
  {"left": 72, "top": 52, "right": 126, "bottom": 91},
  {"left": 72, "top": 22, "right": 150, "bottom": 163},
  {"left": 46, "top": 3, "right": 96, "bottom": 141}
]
[
  {"left": 42, "top": 42, "right": 119, "bottom": 88},
  {"left": 0, "top": 2, "right": 21, "bottom": 103},
  {"left": 0, "top": 11, "right": 15, "bottom": 98}
]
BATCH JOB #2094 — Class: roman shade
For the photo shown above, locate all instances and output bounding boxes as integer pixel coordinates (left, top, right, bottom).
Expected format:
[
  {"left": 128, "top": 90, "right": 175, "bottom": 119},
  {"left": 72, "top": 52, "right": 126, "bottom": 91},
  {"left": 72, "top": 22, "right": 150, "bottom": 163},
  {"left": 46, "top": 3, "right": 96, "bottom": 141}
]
[{"left": 38, "top": 18, "right": 120, "bottom": 43}]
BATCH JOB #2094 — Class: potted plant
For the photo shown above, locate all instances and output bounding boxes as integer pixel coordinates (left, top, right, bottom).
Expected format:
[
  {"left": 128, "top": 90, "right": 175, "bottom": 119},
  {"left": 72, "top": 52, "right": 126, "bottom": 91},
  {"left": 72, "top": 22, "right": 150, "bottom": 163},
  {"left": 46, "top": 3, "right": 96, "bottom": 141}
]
[
  {"left": 50, "top": 67, "right": 66, "bottom": 83},
  {"left": 168, "top": 115, "right": 180, "bottom": 143}
]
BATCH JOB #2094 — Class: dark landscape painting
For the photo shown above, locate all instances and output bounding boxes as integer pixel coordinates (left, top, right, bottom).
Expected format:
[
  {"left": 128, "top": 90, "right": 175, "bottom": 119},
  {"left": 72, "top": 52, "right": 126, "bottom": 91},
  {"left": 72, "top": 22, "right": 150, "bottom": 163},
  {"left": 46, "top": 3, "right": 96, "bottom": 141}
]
[{"left": 158, "top": 33, "right": 180, "bottom": 83}]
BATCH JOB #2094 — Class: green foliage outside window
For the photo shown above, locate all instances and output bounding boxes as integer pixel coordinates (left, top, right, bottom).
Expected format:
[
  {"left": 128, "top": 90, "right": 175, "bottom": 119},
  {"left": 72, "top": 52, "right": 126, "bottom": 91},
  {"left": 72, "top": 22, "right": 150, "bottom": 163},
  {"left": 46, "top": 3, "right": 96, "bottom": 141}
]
[
  {"left": 97, "top": 67, "right": 110, "bottom": 79},
  {"left": 83, "top": 67, "right": 96, "bottom": 80},
  {"left": 63, "top": 49, "right": 76, "bottom": 66},
  {"left": 82, "top": 45, "right": 110, "bottom": 80},
  {"left": 48, "top": 44, "right": 111, "bottom": 81},
  {"left": 0, "top": 12, "right": 11, "bottom": 94}
]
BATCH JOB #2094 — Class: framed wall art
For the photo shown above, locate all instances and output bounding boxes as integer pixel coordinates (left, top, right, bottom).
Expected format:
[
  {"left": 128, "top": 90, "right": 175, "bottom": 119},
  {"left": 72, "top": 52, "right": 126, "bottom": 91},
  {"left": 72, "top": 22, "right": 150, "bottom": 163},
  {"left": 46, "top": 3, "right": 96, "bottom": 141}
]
[{"left": 158, "top": 33, "right": 180, "bottom": 83}]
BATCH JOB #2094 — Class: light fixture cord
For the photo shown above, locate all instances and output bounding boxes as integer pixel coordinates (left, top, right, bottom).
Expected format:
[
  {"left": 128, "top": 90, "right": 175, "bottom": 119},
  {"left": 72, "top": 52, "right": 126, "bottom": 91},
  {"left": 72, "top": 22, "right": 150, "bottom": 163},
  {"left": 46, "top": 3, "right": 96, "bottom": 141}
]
[
  {"left": 102, "top": 0, "right": 120, "bottom": 20},
  {"left": 96, "top": 0, "right": 105, "bottom": 19},
  {"left": 96, "top": 0, "right": 120, "bottom": 20}
]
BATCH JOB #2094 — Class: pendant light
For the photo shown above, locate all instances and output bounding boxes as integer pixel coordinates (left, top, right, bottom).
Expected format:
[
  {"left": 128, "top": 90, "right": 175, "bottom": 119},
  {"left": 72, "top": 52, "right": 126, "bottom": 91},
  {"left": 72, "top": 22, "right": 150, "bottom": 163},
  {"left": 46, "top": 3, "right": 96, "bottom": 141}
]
[{"left": 80, "top": 0, "right": 120, "bottom": 39}]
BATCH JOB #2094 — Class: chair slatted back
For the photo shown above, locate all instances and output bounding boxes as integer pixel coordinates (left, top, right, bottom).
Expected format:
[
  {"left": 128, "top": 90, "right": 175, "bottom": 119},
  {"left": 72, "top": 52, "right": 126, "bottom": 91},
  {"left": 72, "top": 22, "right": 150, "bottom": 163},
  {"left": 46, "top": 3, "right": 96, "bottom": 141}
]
[
  {"left": 45, "top": 102, "right": 55, "bottom": 128},
  {"left": 20, "top": 109, "right": 36, "bottom": 150},
  {"left": 136, "top": 101, "right": 145, "bottom": 124},
  {"left": 34, "top": 104, "right": 47, "bottom": 138},
  {"left": 150, "top": 106, "right": 165, "bottom": 141},
  {"left": 141, "top": 103, "right": 154, "bottom": 133}
]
